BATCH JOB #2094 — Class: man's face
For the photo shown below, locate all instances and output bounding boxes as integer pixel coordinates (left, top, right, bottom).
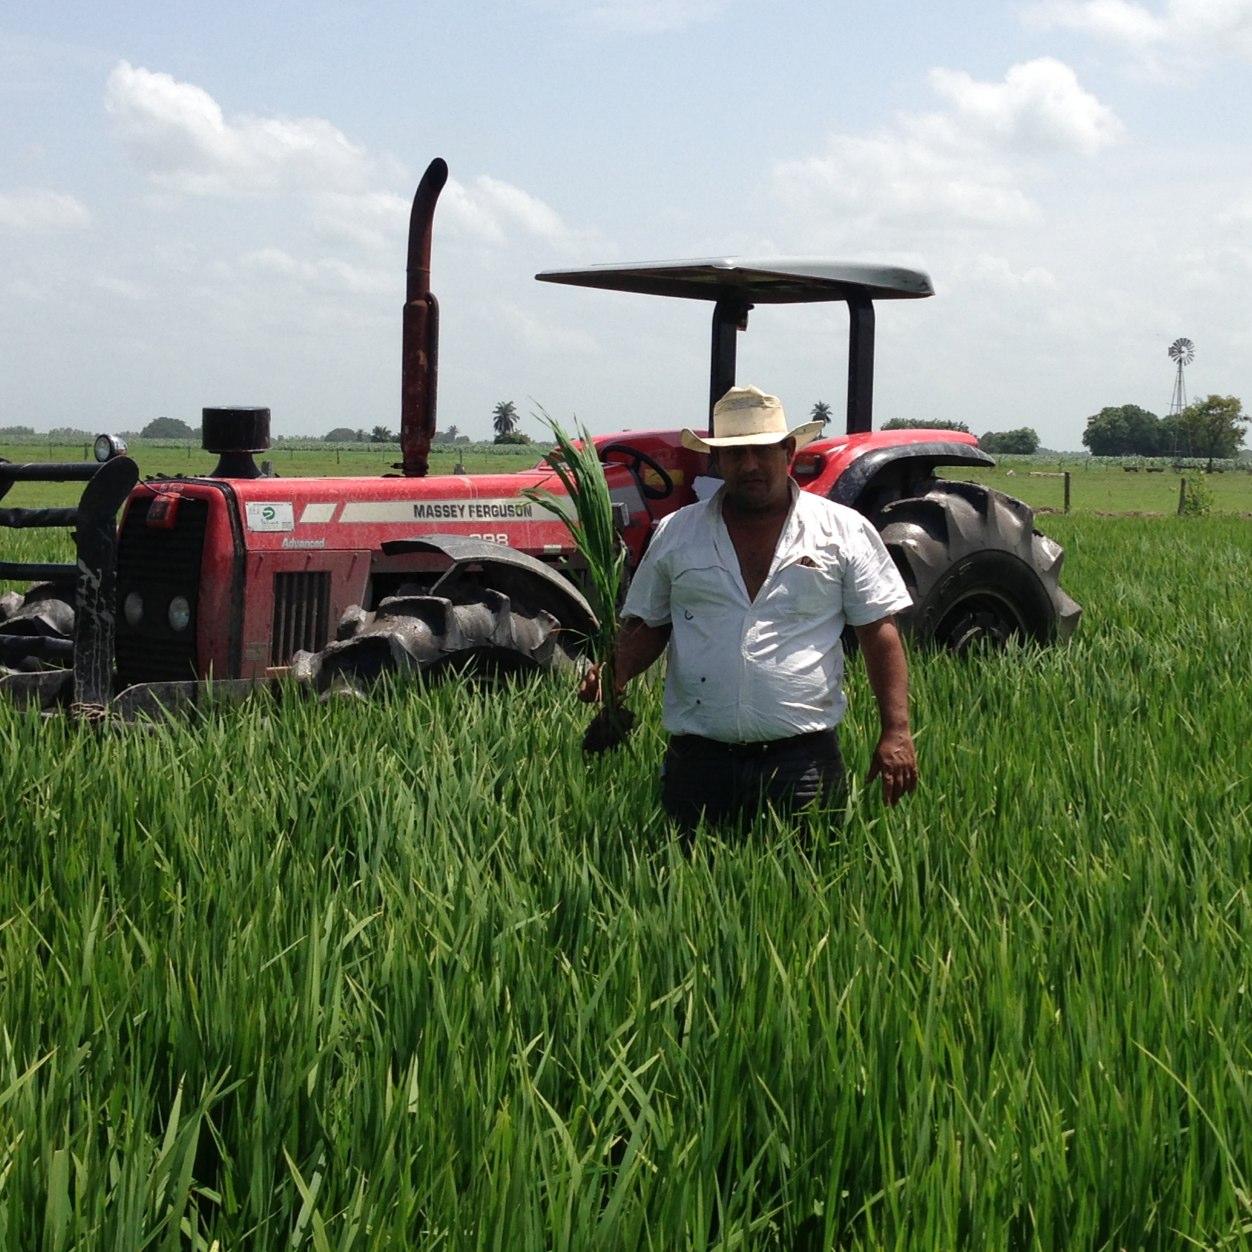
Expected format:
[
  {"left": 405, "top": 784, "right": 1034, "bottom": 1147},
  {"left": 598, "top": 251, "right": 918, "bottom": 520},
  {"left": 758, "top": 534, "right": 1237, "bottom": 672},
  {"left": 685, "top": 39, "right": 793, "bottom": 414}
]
[{"left": 712, "top": 438, "right": 795, "bottom": 514}]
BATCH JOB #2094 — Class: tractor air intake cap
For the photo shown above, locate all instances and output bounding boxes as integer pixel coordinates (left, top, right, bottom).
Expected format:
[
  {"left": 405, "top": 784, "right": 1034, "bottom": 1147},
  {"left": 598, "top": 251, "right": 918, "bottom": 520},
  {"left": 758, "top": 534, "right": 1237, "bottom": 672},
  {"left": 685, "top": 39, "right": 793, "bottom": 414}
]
[{"left": 203, "top": 407, "right": 270, "bottom": 478}]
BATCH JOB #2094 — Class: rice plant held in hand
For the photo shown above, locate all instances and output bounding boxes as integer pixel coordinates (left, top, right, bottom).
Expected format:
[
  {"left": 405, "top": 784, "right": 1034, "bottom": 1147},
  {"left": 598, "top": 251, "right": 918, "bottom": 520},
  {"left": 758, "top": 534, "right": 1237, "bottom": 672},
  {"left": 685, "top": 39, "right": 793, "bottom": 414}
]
[{"left": 525, "top": 412, "right": 635, "bottom": 751}]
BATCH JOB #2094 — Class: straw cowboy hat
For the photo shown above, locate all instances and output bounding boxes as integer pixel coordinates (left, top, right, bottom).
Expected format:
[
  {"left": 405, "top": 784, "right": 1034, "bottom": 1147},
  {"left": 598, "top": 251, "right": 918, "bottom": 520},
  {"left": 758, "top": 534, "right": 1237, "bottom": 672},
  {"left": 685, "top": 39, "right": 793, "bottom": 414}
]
[{"left": 681, "top": 385, "right": 823, "bottom": 453}]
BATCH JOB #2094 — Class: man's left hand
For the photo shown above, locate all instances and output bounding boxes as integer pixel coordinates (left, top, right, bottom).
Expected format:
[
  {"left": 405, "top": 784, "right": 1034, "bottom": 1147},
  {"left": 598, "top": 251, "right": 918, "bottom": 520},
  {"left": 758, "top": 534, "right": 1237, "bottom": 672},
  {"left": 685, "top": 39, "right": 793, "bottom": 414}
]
[{"left": 866, "top": 728, "right": 918, "bottom": 806}]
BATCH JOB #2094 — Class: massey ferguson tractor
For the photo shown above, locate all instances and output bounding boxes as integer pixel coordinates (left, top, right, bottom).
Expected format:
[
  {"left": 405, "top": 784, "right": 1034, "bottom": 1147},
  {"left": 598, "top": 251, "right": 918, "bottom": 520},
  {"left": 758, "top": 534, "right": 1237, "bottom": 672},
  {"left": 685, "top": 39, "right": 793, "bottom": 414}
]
[{"left": 0, "top": 158, "right": 1079, "bottom": 716}]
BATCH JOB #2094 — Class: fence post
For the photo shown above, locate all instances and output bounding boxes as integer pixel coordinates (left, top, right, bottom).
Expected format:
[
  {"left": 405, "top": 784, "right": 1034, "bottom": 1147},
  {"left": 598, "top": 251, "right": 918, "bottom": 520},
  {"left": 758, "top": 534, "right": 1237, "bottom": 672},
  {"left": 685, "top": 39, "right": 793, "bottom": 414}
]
[
  {"left": 1063, "top": 471, "right": 1071, "bottom": 514},
  {"left": 1177, "top": 477, "right": 1187, "bottom": 516}
]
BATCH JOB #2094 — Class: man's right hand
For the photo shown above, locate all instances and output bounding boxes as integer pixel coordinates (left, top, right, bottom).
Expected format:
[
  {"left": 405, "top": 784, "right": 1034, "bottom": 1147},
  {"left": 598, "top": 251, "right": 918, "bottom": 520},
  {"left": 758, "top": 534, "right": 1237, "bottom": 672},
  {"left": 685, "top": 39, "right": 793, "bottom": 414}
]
[
  {"left": 579, "top": 661, "right": 627, "bottom": 704},
  {"left": 578, "top": 662, "right": 605, "bottom": 704},
  {"left": 578, "top": 619, "right": 671, "bottom": 705}
]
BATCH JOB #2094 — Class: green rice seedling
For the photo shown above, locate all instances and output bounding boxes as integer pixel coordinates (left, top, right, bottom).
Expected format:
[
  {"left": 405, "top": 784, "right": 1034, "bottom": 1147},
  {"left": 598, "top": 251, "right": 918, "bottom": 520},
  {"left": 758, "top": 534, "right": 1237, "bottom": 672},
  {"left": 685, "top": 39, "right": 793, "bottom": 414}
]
[{"left": 523, "top": 412, "right": 633, "bottom": 752}]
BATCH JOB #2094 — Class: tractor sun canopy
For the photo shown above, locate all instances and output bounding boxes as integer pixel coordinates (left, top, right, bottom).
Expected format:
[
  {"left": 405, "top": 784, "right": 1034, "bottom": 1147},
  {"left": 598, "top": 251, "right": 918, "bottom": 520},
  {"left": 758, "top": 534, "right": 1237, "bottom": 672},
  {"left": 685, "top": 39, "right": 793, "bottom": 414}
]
[
  {"left": 535, "top": 258, "right": 933, "bottom": 303},
  {"left": 536, "top": 257, "right": 934, "bottom": 436}
]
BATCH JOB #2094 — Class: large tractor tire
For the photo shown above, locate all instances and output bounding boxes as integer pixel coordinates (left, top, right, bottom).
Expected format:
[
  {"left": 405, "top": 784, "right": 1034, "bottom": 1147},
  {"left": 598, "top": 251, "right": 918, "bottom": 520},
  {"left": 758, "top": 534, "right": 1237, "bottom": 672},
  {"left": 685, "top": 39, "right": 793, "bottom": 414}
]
[
  {"left": 0, "top": 582, "right": 76, "bottom": 686},
  {"left": 0, "top": 590, "right": 24, "bottom": 623},
  {"left": 0, "top": 582, "right": 75, "bottom": 641},
  {"left": 290, "top": 588, "right": 578, "bottom": 697},
  {"left": 875, "top": 479, "right": 1080, "bottom": 652}
]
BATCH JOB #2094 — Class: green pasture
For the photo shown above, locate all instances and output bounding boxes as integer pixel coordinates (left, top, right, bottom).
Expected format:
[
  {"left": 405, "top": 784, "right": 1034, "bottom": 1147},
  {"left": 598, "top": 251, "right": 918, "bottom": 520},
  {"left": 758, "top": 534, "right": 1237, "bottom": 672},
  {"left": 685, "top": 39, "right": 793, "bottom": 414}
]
[
  {"left": 940, "top": 460, "right": 1252, "bottom": 516},
  {"left": 0, "top": 442, "right": 542, "bottom": 510},
  {"left": 3, "top": 441, "right": 1250, "bottom": 516},
  {"left": 1, "top": 510, "right": 1251, "bottom": 1246}
]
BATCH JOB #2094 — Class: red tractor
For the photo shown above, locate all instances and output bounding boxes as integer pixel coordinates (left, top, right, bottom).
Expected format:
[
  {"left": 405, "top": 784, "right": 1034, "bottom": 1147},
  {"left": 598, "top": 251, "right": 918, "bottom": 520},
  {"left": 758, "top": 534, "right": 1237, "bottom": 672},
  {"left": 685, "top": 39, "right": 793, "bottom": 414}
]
[{"left": 0, "top": 158, "right": 1079, "bottom": 714}]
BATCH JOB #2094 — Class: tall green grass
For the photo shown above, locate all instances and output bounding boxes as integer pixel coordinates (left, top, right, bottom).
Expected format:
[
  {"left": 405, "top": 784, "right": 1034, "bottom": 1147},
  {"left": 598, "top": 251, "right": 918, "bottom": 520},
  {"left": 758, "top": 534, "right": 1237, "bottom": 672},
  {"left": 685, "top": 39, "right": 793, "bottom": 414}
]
[{"left": 0, "top": 517, "right": 1249, "bottom": 1247}]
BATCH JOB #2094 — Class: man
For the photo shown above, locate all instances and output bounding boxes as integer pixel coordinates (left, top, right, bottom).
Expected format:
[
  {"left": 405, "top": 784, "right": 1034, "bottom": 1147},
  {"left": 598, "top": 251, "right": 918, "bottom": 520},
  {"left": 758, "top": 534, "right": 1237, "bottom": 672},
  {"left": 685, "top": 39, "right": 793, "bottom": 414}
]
[{"left": 582, "top": 384, "right": 918, "bottom": 833}]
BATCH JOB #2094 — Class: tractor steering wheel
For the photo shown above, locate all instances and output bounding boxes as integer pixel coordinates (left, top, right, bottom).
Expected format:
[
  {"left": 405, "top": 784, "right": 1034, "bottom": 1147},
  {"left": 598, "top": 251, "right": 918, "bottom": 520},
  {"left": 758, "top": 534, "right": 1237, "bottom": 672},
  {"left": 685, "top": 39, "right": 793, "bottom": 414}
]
[{"left": 599, "top": 442, "right": 676, "bottom": 501}]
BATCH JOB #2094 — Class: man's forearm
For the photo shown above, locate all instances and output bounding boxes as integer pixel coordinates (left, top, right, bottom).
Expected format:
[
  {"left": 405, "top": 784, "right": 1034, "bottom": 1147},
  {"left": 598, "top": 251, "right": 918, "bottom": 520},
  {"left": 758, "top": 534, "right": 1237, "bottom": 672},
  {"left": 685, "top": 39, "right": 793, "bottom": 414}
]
[
  {"left": 854, "top": 616, "right": 918, "bottom": 804},
  {"left": 854, "top": 617, "right": 911, "bottom": 731},
  {"left": 613, "top": 617, "right": 671, "bottom": 689}
]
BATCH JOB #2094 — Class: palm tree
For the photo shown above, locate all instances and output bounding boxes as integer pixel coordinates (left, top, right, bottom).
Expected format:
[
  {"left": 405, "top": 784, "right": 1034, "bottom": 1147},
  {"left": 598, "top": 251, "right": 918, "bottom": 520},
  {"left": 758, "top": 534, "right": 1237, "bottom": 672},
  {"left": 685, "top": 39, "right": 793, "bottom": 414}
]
[
  {"left": 446, "top": 424, "right": 460, "bottom": 441},
  {"left": 810, "top": 400, "right": 833, "bottom": 427},
  {"left": 491, "top": 401, "right": 519, "bottom": 438}
]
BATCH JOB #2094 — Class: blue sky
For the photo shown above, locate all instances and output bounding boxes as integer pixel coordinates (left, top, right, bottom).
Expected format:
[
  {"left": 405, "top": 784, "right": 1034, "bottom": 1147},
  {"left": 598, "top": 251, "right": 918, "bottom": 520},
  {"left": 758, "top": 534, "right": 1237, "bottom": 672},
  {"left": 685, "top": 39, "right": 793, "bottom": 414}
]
[{"left": 2, "top": 1, "right": 1249, "bottom": 448}]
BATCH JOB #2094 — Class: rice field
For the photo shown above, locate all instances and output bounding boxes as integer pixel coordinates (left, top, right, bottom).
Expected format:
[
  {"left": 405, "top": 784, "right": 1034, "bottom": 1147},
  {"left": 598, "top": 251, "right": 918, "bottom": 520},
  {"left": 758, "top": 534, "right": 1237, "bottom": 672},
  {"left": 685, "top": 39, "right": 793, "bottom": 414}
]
[{"left": 1, "top": 482, "right": 1251, "bottom": 1244}]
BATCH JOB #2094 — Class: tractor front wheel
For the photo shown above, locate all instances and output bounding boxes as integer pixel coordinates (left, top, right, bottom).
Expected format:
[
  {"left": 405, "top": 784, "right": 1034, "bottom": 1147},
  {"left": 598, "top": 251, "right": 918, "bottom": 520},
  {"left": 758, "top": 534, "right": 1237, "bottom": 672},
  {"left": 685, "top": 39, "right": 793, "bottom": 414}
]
[
  {"left": 291, "top": 587, "right": 579, "bottom": 697},
  {"left": 875, "top": 480, "right": 1081, "bottom": 652}
]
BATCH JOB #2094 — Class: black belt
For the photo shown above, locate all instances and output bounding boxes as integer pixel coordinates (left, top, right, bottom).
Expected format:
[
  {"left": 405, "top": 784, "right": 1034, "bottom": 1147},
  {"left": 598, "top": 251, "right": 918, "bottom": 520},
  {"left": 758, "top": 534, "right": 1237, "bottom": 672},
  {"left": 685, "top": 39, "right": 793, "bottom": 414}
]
[{"left": 669, "top": 728, "right": 837, "bottom": 758}]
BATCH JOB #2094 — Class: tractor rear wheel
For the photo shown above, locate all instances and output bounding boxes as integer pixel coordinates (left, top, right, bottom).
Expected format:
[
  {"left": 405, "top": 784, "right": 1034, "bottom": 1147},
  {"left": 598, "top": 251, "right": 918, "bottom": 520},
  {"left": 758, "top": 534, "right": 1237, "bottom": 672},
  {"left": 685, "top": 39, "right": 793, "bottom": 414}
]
[
  {"left": 290, "top": 587, "right": 579, "bottom": 696},
  {"left": 874, "top": 480, "right": 1080, "bottom": 652}
]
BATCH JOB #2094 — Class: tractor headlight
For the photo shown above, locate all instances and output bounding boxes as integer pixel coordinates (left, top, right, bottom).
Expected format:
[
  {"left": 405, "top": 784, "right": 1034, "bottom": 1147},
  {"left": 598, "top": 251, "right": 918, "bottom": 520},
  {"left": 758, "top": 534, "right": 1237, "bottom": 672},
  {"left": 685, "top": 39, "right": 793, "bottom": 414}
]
[
  {"left": 123, "top": 592, "right": 144, "bottom": 628},
  {"left": 167, "top": 596, "right": 191, "bottom": 632},
  {"left": 93, "top": 434, "right": 128, "bottom": 463}
]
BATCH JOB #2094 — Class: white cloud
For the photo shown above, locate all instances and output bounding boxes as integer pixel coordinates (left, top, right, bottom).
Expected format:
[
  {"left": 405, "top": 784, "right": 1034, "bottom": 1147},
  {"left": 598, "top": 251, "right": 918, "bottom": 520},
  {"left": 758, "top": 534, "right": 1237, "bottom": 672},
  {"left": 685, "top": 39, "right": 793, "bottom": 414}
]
[
  {"left": 439, "top": 180, "right": 508, "bottom": 246},
  {"left": 4, "top": 278, "right": 49, "bottom": 303},
  {"left": 929, "top": 58, "right": 1123, "bottom": 155},
  {"left": 775, "top": 128, "right": 1040, "bottom": 239},
  {"left": 93, "top": 275, "right": 147, "bottom": 301},
  {"left": 240, "top": 247, "right": 392, "bottom": 296},
  {"left": 310, "top": 176, "right": 582, "bottom": 253},
  {"left": 1028, "top": 0, "right": 1252, "bottom": 61},
  {"left": 105, "top": 61, "right": 372, "bottom": 195},
  {"left": 773, "top": 59, "right": 1118, "bottom": 244},
  {"left": 1028, "top": 0, "right": 1167, "bottom": 43},
  {"left": 103, "top": 61, "right": 591, "bottom": 272},
  {"left": 0, "top": 188, "right": 90, "bottom": 232},
  {"left": 492, "top": 300, "right": 602, "bottom": 356},
  {"left": 441, "top": 176, "right": 585, "bottom": 250},
  {"left": 312, "top": 190, "right": 410, "bottom": 250},
  {"left": 1172, "top": 0, "right": 1252, "bottom": 50},
  {"left": 1217, "top": 193, "right": 1252, "bottom": 225},
  {"left": 475, "top": 177, "right": 570, "bottom": 244},
  {"left": 963, "top": 255, "right": 1061, "bottom": 290}
]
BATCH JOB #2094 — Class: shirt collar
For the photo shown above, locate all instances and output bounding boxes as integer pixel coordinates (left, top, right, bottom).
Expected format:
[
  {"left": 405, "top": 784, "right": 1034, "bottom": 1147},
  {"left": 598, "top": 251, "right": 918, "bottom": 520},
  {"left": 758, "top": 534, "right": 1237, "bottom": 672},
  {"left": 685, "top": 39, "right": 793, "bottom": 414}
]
[{"left": 710, "top": 478, "right": 804, "bottom": 587}]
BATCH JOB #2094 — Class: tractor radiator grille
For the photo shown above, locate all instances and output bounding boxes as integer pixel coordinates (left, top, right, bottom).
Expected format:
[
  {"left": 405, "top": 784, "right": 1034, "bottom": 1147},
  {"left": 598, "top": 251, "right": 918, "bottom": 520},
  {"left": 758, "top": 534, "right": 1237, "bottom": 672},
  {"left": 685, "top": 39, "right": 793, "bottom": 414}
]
[
  {"left": 115, "top": 496, "right": 209, "bottom": 685},
  {"left": 270, "top": 571, "right": 331, "bottom": 666}
]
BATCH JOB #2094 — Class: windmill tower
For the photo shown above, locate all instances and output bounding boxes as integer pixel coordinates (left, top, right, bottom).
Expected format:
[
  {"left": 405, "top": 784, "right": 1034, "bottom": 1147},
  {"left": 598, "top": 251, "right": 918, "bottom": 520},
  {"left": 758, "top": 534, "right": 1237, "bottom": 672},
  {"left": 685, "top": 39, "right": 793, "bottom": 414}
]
[
  {"left": 1167, "top": 337, "right": 1194, "bottom": 415},
  {"left": 1166, "top": 338, "right": 1195, "bottom": 459}
]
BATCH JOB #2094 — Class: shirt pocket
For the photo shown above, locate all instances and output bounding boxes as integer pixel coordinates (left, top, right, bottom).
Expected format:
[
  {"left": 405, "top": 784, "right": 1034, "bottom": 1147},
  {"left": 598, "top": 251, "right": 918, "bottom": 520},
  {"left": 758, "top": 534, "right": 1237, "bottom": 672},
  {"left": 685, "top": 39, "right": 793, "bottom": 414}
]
[
  {"left": 773, "top": 558, "right": 842, "bottom": 617},
  {"left": 671, "top": 562, "right": 734, "bottom": 617}
]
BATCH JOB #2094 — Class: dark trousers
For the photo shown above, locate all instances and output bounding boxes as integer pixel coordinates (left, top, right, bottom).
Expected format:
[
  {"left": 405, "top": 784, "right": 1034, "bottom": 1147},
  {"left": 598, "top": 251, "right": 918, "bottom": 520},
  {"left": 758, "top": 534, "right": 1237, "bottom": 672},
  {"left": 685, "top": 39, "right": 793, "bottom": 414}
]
[{"left": 660, "top": 729, "right": 846, "bottom": 835}]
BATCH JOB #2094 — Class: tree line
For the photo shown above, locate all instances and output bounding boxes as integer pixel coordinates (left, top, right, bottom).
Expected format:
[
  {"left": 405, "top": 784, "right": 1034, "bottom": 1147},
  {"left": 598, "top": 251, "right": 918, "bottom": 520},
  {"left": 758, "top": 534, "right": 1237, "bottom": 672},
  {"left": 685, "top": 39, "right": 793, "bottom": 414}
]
[
  {"left": 1081, "top": 397, "right": 1246, "bottom": 459},
  {"left": 333, "top": 402, "right": 532, "bottom": 445},
  {"left": 810, "top": 404, "right": 1041, "bottom": 453},
  {"left": 812, "top": 395, "right": 1248, "bottom": 459}
]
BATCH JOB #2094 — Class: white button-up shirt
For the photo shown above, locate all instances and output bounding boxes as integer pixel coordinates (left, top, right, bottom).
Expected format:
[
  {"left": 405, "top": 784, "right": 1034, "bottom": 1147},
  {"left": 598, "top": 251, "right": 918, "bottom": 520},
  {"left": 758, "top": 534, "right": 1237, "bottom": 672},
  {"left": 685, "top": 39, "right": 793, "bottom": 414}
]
[{"left": 621, "top": 482, "right": 911, "bottom": 742}]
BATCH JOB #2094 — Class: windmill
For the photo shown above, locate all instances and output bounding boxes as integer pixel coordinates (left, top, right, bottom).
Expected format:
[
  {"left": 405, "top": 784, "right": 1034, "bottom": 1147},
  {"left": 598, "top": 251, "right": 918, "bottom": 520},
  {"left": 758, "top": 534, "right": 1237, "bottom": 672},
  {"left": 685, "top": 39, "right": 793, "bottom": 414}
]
[{"left": 1167, "top": 337, "right": 1194, "bottom": 416}]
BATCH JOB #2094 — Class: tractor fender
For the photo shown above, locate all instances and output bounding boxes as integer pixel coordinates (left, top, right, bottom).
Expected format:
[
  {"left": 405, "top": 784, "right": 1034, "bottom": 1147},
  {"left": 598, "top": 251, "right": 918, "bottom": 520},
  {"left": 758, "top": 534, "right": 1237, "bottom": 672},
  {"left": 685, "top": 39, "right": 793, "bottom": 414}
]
[
  {"left": 380, "top": 534, "right": 598, "bottom": 636},
  {"left": 828, "top": 440, "right": 996, "bottom": 510}
]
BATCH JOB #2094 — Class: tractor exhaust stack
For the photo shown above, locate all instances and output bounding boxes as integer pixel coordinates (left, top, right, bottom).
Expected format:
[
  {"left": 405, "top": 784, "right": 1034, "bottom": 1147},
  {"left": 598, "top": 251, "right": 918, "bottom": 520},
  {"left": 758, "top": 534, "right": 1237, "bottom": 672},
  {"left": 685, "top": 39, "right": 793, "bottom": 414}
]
[{"left": 399, "top": 157, "right": 448, "bottom": 477}]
